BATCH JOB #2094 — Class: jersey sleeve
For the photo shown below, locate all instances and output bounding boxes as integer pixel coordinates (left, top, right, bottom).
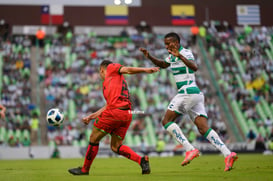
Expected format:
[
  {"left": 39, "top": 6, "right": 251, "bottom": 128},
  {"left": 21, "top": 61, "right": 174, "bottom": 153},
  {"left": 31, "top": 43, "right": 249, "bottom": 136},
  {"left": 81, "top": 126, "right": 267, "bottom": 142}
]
[{"left": 107, "top": 63, "right": 123, "bottom": 76}]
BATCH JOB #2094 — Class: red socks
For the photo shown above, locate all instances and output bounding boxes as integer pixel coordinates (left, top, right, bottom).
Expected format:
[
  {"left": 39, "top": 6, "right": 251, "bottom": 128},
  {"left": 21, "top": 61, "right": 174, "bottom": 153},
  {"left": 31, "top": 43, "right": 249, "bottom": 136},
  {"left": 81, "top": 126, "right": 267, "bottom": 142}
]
[
  {"left": 81, "top": 143, "right": 141, "bottom": 173},
  {"left": 117, "top": 145, "right": 141, "bottom": 164},
  {"left": 81, "top": 142, "right": 99, "bottom": 173}
]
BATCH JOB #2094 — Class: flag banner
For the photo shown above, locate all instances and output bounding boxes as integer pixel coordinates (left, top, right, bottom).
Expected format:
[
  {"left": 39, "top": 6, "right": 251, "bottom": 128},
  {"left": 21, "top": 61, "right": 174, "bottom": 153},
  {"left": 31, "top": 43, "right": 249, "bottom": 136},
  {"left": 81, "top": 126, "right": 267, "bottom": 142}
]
[
  {"left": 41, "top": 4, "right": 64, "bottom": 25},
  {"left": 41, "top": 5, "right": 50, "bottom": 24},
  {"left": 237, "top": 5, "right": 260, "bottom": 25},
  {"left": 105, "top": 5, "right": 128, "bottom": 25},
  {"left": 171, "top": 5, "right": 195, "bottom": 26}
]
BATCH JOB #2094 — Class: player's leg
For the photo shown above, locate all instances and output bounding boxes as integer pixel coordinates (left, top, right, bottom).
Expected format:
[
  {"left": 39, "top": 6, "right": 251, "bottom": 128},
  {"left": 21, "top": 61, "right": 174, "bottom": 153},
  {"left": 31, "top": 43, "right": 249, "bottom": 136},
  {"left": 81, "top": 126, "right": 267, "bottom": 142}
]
[
  {"left": 162, "top": 110, "right": 195, "bottom": 152},
  {"left": 194, "top": 116, "right": 238, "bottom": 171},
  {"left": 163, "top": 94, "right": 198, "bottom": 152},
  {"left": 162, "top": 109, "right": 200, "bottom": 166},
  {"left": 195, "top": 115, "right": 231, "bottom": 155},
  {"left": 110, "top": 134, "right": 151, "bottom": 174},
  {"left": 192, "top": 94, "right": 238, "bottom": 171},
  {"left": 111, "top": 134, "right": 142, "bottom": 164},
  {"left": 68, "top": 127, "right": 107, "bottom": 175},
  {"left": 191, "top": 93, "right": 231, "bottom": 156},
  {"left": 110, "top": 114, "right": 150, "bottom": 174},
  {"left": 82, "top": 127, "right": 107, "bottom": 172}
]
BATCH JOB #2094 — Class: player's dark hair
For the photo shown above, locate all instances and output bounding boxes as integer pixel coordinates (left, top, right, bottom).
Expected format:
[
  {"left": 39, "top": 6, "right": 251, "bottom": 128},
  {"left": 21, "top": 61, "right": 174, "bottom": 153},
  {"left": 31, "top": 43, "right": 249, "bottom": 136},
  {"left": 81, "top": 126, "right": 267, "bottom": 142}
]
[
  {"left": 100, "top": 60, "right": 112, "bottom": 68},
  {"left": 164, "top": 32, "right": 180, "bottom": 43}
]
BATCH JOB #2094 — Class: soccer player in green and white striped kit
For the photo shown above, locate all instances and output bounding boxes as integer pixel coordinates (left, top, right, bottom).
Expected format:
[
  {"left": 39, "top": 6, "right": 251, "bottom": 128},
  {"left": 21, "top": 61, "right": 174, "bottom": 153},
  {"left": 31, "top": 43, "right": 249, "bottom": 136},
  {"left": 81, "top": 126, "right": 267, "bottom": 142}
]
[{"left": 140, "top": 32, "right": 238, "bottom": 171}]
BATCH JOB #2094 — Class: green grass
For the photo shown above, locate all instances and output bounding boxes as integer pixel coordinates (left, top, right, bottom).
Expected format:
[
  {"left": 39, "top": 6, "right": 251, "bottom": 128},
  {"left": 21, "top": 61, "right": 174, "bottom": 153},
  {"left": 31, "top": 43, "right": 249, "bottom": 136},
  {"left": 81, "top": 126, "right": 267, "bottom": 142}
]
[{"left": 0, "top": 154, "right": 272, "bottom": 181}]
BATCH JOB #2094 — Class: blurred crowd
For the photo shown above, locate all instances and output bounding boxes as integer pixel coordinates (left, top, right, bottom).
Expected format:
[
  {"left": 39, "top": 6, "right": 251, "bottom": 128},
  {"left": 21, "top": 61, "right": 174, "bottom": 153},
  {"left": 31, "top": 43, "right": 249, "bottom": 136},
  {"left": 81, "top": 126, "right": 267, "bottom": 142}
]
[
  {"left": 204, "top": 21, "right": 273, "bottom": 151},
  {"left": 0, "top": 36, "right": 35, "bottom": 147}
]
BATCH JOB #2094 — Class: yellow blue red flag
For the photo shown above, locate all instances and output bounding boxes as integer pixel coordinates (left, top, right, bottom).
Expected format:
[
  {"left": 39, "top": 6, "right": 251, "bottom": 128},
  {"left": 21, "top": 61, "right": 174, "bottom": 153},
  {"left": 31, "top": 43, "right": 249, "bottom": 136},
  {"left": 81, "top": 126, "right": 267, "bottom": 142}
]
[
  {"left": 171, "top": 5, "right": 195, "bottom": 26},
  {"left": 105, "top": 5, "right": 128, "bottom": 25}
]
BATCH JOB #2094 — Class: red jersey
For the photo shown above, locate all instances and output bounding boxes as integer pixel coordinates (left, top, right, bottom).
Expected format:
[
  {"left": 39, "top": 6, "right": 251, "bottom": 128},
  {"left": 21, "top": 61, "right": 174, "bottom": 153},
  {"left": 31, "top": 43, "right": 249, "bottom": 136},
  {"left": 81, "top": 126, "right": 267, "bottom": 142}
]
[{"left": 103, "top": 63, "right": 131, "bottom": 109}]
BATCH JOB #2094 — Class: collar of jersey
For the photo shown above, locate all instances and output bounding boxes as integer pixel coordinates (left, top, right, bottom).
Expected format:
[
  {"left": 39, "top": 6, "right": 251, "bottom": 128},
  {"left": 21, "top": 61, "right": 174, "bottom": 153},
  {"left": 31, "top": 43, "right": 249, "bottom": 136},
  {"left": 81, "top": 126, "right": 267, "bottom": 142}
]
[{"left": 179, "top": 46, "right": 183, "bottom": 51}]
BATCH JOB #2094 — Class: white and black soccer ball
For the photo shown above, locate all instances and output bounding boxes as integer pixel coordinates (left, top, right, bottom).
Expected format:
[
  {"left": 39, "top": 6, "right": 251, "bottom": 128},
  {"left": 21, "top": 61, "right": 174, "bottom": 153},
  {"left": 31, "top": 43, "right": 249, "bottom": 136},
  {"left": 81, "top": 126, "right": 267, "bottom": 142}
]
[{"left": 46, "top": 108, "right": 64, "bottom": 127}]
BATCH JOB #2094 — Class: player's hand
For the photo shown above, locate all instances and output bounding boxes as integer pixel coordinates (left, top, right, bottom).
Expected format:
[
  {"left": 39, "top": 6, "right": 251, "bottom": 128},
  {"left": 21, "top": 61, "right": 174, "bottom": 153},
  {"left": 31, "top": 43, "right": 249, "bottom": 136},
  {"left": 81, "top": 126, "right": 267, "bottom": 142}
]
[
  {"left": 145, "top": 67, "right": 160, "bottom": 73},
  {"left": 139, "top": 48, "right": 149, "bottom": 58},
  {"left": 167, "top": 43, "right": 180, "bottom": 57},
  {"left": 82, "top": 113, "right": 96, "bottom": 125},
  {"left": 168, "top": 48, "right": 180, "bottom": 57}
]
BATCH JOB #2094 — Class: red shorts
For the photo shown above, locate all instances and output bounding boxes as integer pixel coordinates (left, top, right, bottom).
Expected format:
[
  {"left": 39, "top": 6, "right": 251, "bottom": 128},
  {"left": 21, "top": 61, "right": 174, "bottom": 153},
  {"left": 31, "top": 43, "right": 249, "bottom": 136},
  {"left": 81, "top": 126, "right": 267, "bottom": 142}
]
[{"left": 93, "top": 108, "right": 132, "bottom": 140}]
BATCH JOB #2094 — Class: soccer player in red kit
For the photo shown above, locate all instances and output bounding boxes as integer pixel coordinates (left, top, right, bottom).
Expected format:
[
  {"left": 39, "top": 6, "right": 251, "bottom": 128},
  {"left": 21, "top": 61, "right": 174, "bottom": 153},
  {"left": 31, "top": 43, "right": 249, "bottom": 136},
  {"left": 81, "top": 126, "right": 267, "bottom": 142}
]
[{"left": 68, "top": 60, "right": 160, "bottom": 175}]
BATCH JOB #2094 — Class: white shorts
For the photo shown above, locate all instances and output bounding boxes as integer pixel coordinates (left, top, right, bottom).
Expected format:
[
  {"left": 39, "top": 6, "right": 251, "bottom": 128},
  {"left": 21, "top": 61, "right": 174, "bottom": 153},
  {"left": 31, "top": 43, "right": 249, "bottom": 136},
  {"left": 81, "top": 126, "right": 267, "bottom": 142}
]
[{"left": 168, "top": 93, "right": 208, "bottom": 121}]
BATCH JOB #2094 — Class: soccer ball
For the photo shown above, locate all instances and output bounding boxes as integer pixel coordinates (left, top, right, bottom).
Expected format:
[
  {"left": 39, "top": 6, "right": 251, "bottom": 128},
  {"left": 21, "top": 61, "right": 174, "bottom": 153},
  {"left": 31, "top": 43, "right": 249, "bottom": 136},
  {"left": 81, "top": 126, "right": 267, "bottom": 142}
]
[{"left": 46, "top": 108, "right": 64, "bottom": 127}]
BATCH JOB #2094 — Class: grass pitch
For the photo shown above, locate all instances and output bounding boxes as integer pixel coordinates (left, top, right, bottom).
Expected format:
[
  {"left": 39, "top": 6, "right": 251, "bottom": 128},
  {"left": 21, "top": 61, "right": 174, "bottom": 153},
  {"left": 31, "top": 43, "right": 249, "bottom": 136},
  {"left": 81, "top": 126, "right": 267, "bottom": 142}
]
[{"left": 0, "top": 154, "right": 272, "bottom": 181}]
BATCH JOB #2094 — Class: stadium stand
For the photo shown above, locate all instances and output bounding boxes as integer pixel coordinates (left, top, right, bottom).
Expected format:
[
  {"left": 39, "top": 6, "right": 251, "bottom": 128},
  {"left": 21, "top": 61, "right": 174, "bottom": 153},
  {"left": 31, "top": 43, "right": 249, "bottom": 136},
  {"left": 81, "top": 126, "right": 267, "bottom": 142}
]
[
  {"left": 204, "top": 24, "right": 273, "bottom": 141},
  {"left": 0, "top": 36, "right": 34, "bottom": 146}
]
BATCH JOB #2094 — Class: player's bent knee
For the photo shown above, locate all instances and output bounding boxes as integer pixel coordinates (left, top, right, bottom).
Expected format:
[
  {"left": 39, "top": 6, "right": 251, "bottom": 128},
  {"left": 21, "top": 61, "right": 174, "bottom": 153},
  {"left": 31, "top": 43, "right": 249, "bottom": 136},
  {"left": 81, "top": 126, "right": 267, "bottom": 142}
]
[
  {"left": 198, "top": 127, "right": 207, "bottom": 136},
  {"left": 194, "top": 116, "right": 209, "bottom": 135},
  {"left": 110, "top": 144, "right": 119, "bottom": 153},
  {"left": 162, "top": 119, "right": 171, "bottom": 126},
  {"left": 162, "top": 110, "right": 179, "bottom": 126},
  {"left": 89, "top": 135, "right": 102, "bottom": 144},
  {"left": 110, "top": 146, "right": 117, "bottom": 153}
]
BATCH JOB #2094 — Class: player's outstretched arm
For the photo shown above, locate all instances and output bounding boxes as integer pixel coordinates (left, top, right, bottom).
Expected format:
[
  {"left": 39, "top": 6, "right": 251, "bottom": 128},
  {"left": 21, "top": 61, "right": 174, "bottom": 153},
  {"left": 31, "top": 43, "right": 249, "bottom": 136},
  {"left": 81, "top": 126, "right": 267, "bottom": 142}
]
[
  {"left": 139, "top": 48, "right": 170, "bottom": 68},
  {"left": 120, "top": 66, "right": 160, "bottom": 74},
  {"left": 82, "top": 105, "right": 107, "bottom": 125}
]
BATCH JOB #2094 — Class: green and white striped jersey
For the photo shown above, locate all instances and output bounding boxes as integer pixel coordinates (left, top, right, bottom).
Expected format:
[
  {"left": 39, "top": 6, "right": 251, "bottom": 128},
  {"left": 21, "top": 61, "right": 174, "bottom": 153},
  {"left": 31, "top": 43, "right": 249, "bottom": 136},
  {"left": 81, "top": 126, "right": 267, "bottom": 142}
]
[{"left": 164, "top": 46, "right": 201, "bottom": 94}]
